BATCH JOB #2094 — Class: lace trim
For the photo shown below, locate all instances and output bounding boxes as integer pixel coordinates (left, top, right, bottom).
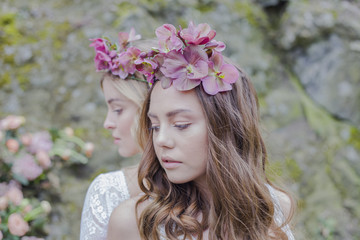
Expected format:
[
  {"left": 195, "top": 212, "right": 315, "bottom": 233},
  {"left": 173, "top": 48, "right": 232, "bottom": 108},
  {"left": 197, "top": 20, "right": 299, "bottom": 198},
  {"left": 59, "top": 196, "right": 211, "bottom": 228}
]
[{"left": 80, "top": 170, "right": 130, "bottom": 240}]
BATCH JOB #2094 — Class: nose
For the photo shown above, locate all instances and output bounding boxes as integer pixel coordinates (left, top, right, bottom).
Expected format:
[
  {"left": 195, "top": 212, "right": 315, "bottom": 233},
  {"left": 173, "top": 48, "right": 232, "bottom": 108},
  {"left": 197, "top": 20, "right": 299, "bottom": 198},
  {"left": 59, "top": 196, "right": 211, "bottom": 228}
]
[
  {"left": 154, "top": 126, "right": 174, "bottom": 149},
  {"left": 103, "top": 112, "right": 116, "bottom": 129}
]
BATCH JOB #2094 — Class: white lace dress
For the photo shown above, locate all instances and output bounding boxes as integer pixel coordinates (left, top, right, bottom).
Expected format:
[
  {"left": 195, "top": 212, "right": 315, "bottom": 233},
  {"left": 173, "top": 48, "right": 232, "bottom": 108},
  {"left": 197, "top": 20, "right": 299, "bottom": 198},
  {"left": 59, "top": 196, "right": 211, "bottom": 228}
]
[
  {"left": 79, "top": 171, "right": 294, "bottom": 240},
  {"left": 80, "top": 170, "right": 130, "bottom": 240}
]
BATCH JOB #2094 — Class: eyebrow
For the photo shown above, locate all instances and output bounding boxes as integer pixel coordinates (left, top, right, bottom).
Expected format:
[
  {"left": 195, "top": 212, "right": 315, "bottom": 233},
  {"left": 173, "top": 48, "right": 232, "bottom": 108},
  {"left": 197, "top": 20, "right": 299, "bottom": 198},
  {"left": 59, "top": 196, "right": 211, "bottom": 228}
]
[
  {"left": 147, "top": 109, "right": 191, "bottom": 119},
  {"left": 107, "top": 98, "right": 125, "bottom": 104}
]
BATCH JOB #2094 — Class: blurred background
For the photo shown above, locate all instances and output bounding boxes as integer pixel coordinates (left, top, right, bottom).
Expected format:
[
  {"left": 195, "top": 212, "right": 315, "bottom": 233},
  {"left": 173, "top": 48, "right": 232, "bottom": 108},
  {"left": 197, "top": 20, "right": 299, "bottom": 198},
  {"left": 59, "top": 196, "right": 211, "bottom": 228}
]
[{"left": 1, "top": 0, "right": 359, "bottom": 239}]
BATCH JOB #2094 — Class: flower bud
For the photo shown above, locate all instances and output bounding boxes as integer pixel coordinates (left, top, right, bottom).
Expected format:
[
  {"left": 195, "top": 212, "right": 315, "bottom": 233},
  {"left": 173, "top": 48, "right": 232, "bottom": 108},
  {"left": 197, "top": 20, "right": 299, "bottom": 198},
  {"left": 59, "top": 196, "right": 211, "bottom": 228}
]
[
  {"left": 6, "top": 186, "right": 24, "bottom": 206},
  {"left": 61, "top": 149, "right": 71, "bottom": 161},
  {"left": 64, "top": 127, "right": 74, "bottom": 137},
  {"left": 6, "top": 139, "right": 20, "bottom": 153},
  {"left": 0, "top": 196, "right": 8, "bottom": 211},
  {"left": 36, "top": 150, "right": 52, "bottom": 169},
  {"left": 84, "top": 142, "right": 95, "bottom": 158},
  {"left": 40, "top": 200, "right": 52, "bottom": 214},
  {"left": 20, "top": 133, "right": 32, "bottom": 146}
]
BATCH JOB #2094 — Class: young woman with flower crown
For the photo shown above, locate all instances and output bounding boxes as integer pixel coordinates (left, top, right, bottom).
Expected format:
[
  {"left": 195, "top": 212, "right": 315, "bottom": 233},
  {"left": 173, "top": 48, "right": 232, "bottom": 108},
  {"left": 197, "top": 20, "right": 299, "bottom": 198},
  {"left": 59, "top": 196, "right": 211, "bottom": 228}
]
[
  {"left": 80, "top": 29, "right": 156, "bottom": 240},
  {"left": 107, "top": 22, "right": 295, "bottom": 240}
]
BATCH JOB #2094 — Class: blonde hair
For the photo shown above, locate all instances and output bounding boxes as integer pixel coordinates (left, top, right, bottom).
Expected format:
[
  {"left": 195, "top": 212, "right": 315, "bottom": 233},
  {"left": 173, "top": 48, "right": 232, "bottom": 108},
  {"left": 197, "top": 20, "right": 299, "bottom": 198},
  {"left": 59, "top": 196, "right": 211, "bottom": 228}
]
[
  {"left": 101, "top": 72, "right": 148, "bottom": 146},
  {"left": 136, "top": 68, "right": 294, "bottom": 240}
]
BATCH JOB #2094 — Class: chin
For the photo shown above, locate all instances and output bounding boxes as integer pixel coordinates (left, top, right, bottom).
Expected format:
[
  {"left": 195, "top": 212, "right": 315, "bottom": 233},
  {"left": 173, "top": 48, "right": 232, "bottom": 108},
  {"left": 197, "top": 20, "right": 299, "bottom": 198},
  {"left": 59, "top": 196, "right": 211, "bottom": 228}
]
[{"left": 118, "top": 148, "right": 139, "bottom": 158}]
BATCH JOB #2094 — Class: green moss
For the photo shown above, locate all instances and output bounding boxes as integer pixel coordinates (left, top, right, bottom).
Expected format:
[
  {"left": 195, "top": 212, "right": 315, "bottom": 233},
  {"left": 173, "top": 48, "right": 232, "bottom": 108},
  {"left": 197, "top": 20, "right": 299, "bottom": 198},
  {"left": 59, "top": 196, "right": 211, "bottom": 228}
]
[
  {"left": 349, "top": 127, "right": 360, "bottom": 150},
  {"left": 195, "top": 0, "right": 216, "bottom": 13},
  {"left": 285, "top": 157, "right": 303, "bottom": 181},
  {"left": 266, "top": 160, "right": 283, "bottom": 181},
  {"left": 233, "top": 1, "right": 267, "bottom": 28},
  {"left": 0, "top": 71, "right": 11, "bottom": 88}
]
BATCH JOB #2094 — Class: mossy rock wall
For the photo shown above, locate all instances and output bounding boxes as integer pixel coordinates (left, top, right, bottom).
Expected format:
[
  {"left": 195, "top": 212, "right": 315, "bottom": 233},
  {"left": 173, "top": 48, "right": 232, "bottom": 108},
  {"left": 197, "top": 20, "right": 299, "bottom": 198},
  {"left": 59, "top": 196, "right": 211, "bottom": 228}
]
[{"left": 1, "top": 0, "right": 359, "bottom": 239}]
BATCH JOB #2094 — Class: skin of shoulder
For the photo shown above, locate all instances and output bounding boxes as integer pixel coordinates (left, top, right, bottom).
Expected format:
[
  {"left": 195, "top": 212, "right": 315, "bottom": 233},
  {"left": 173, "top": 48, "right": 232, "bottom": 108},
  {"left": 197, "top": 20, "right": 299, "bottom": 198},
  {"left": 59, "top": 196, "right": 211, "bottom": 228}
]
[
  {"left": 273, "top": 188, "right": 292, "bottom": 221},
  {"left": 107, "top": 195, "right": 148, "bottom": 240}
]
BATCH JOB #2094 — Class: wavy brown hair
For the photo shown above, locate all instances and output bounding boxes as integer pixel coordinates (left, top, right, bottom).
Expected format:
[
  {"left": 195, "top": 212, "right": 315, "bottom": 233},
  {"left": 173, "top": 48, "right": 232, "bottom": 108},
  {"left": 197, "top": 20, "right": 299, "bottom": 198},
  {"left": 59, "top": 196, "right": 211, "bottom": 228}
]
[{"left": 136, "top": 68, "right": 294, "bottom": 240}]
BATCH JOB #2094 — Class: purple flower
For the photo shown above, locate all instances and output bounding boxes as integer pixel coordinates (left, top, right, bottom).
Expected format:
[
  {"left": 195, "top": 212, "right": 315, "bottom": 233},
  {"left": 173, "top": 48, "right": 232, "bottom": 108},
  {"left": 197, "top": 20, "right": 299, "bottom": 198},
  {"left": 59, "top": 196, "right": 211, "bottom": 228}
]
[
  {"left": 205, "top": 40, "right": 226, "bottom": 52},
  {"left": 135, "top": 57, "right": 158, "bottom": 83},
  {"left": 201, "top": 52, "right": 239, "bottom": 95},
  {"left": 160, "top": 45, "right": 208, "bottom": 91},
  {"left": 12, "top": 154, "right": 43, "bottom": 181},
  {"left": 180, "top": 21, "right": 216, "bottom": 45},
  {"left": 111, "top": 47, "right": 141, "bottom": 78},
  {"left": 27, "top": 131, "right": 53, "bottom": 154},
  {"left": 93, "top": 51, "right": 112, "bottom": 71},
  {"left": 155, "top": 24, "right": 183, "bottom": 53},
  {"left": 89, "top": 38, "right": 109, "bottom": 53}
]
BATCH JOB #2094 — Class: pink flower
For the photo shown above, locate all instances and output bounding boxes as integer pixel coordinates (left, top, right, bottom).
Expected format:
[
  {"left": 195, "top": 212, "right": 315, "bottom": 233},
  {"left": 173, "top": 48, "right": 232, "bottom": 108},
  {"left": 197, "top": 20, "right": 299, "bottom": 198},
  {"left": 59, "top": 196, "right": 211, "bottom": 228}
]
[
  {"left": 89, "top": 38, "right": 109, "bottom": 54},
  {"left": 20, "top": 133, "right": 32, "bottom": 146},
  {"left": 160, "top": 45, "right": 209, "bottom": 91},
  {"left": 6, "top": 186, "right": 23, "bottom": 206},
  {"left": 0, "top": 230, "right": 3, "bottom": 240},
  {"left": 27, "top": 131, "right": 53, "bottom": 154},
  {"left": 0, "top": 115, "right": 25, "bottom": 130},
  {"left": 93, "top": 51, "right": 112, "bottom": 71},
  {"left": 0, "top": 196, "right": 8, "bottom": 210},
  {"left": 135, "top": 56, "right": 158, "bottom": 83},
  {"left": 205, "top": 40, "right": 226, "bottom": 52},
  {"left": 6, "top": 139, "right": 19, "bottom": 153},
  {"left": 118, "top": 28, "right": 141, "bottom": 50},
  {"left": 8, "top": 213, "right": 29, "bottom": 236},
  {"left": 156, "top": 24, "right": 183, "bottom": 53},
  {"left": 180, "top": 21, "right": 216, "bottom": 45},
  {"left": 36, "top": 150, "right": 52, "bottom": 169},
  {"left": 84, "top": 142, "right": 95, "bottom": 158},
  {"left": 12, "top": 154, "right": 43, "bottom": 181},
  {"left": 201, "top": 52, "right": 239, "bottom": 95},
  {"left": 111, "top": 47, "right": 141, "bottom": 78}
]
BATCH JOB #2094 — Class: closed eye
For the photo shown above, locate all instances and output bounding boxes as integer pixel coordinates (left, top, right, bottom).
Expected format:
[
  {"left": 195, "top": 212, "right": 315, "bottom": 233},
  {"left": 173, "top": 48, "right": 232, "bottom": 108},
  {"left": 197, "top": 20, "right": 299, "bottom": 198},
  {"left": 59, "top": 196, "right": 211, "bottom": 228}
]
[
  {"left": 113, "top": 109, "right": 123, "bottom": 115},
  {"left": 174, "top": 123, "right": 191, "bottom": 130},
  {"left": 149, "top": 125, "right": 160, "bottom": 132}
]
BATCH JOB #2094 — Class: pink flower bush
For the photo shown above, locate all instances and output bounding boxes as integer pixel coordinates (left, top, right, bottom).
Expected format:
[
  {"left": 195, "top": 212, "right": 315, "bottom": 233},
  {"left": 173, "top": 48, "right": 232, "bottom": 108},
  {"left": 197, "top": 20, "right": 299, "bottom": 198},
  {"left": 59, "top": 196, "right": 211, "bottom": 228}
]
[
  {"left": 12, "top": 154, "right": 43, "bottom": 181},
  {"left": 8, "top": 213, "right": 30, "bottom": 236},
  {"left": 1, "top": 116, "right": 93, "bottom": 239}
]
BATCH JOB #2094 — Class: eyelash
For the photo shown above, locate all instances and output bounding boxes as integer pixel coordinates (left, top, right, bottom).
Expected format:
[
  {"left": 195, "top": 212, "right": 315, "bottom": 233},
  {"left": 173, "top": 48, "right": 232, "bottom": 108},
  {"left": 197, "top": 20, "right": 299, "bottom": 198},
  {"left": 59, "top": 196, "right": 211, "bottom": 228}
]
[
  {"left": 113, "top": 109, "right": 123, "bottom": 115},
  {"left": 149, "top": 123, "right": 191, "bottom": 132}
]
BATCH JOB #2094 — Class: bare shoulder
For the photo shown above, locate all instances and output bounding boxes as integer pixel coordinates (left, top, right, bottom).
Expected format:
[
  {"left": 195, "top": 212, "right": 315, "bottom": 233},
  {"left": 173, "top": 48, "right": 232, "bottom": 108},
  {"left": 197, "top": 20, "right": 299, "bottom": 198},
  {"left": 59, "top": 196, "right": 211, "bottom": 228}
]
[
  {"left": 107, "top": 195, "right": 141, "bottom": 240},
  {"left": 272, "top": 187, "right": 293, "bottom": 220}
]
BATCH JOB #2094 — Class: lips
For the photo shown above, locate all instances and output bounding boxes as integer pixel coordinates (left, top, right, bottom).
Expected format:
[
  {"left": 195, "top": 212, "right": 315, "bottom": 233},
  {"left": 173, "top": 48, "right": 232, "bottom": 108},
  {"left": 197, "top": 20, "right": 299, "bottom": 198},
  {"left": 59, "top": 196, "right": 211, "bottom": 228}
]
[
  {"left": 113, "top": 136, "right": 121, "bottom": 144},
  {"left": 161, "top": 157, "right": 182, "bottom": 169}
]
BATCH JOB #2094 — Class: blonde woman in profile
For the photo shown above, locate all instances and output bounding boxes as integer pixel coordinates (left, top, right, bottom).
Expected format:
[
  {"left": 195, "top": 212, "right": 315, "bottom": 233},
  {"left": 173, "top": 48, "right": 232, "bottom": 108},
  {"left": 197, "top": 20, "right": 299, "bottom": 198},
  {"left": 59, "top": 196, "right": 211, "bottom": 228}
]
[
  {"left": 107, "top": 22, "right": 295, "bottom": 240},
  {"left": 80, "top": 29, "right": 153, "bottom": 240}
]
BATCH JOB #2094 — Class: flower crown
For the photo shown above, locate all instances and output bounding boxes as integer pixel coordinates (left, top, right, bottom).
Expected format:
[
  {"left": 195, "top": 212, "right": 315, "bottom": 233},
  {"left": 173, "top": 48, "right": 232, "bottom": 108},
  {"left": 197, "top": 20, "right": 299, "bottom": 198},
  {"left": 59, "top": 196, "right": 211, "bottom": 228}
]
[{"left": 90, "top": 22, "right": 239, "bottom": 95}]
